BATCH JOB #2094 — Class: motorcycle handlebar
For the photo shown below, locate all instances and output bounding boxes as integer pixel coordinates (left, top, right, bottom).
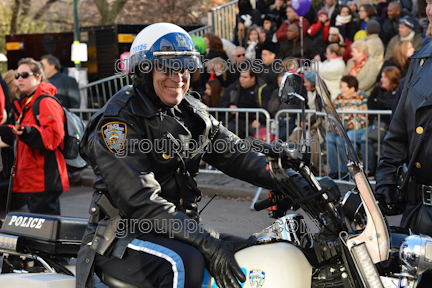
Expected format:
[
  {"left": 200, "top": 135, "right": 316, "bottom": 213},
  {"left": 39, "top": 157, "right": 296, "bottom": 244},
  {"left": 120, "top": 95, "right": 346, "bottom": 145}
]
[
  {"left": 245, "top": 137, "right": 280, "bottom": 158},
  {"left": 254, "top": 197, "right": 277, "bottom": 211}
]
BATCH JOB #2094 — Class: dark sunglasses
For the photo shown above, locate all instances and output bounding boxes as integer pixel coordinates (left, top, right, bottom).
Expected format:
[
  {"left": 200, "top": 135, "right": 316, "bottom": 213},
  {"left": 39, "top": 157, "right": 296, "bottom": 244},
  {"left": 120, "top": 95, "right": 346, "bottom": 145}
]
[
  {"left": 15, "top": 72, "right": 38, "bottom": 79},
  {"left": 236, "top": 53, "right": 245, "bottom": 57}
]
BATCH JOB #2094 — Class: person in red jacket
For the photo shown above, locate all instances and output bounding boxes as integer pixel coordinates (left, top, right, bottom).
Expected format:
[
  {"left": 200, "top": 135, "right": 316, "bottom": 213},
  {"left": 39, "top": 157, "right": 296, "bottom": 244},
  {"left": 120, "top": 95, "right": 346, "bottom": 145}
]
[
  {"left": 308, "top": 9, "right": 331, "bottom": 44},
  {"left": 276, "top": 5, "right": 310, "bottom": 42},
  {"left": 0, "top": 57, "right": 69, "bottom": 215}
]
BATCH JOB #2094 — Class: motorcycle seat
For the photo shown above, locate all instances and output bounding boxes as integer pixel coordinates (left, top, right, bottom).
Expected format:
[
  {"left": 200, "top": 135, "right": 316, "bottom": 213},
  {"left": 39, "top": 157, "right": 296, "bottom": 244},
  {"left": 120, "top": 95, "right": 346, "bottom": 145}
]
[
  {"left": 1, "top": 212, "right": 88, "bottom": 256},
  {"left": 100, "top": 271, "right": 141, "bottom": 288},
  {"left": 1, "top": 212, "right": 88, "bottom": 242}
]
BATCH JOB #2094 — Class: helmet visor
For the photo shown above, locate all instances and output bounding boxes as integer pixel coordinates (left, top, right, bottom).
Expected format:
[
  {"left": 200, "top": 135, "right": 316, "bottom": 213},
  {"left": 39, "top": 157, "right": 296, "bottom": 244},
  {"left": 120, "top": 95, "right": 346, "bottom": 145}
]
[{"left": 154, "top": 50, "right": 202, "bottom": 72}]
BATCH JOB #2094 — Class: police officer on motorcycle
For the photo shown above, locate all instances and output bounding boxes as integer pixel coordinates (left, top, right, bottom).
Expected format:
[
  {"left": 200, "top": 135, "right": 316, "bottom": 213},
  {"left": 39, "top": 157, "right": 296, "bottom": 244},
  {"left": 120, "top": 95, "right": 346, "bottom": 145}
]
[
  {"left": 375, "top": 2, "right": 432, "bottom": 238},
  {"left": 75, "top": 23, "right": 306, "bottom": 288}
]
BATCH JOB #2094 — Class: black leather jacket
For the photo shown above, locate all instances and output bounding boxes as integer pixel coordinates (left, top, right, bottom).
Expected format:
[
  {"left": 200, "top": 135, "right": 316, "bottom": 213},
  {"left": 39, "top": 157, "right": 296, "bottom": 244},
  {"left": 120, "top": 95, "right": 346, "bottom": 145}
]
[
  {"left": 376, "top": 40, "right": 432, "bottom": 233},
  {"left": 75, "top": 85, "right": 283, "bottom": 287}
]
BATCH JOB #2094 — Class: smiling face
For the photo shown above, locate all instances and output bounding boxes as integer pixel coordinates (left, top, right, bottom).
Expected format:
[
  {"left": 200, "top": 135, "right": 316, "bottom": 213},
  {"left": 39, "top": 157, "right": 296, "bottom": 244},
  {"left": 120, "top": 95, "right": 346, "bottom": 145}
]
[
  {"left": 17, "top": 64, "right": 41, "bottom": 95},
  {"left": 387, "top": 3, "right": 400, "bottom": 20},
  {"left": 152, "top": 67, "right": 190, "bottom": 106}
]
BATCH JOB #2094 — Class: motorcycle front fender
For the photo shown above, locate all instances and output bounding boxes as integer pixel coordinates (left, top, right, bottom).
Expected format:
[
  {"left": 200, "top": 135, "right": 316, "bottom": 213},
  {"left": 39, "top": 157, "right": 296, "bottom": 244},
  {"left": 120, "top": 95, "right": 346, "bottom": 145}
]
[{"left": 202, "top": 242, "right": 313, "bottom": 288}]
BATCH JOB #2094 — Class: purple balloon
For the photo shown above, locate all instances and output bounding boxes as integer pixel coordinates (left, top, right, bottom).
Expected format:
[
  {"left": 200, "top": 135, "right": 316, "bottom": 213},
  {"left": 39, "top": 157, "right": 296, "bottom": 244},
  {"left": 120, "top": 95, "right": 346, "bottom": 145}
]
[{"left": 292, "top": 0, "right": 311, "bottom": 17}]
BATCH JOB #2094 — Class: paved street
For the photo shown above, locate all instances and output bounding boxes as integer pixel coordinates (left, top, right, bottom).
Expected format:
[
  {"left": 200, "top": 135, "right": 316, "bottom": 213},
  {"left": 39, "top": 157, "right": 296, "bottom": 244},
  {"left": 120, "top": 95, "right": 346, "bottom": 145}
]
[{"left": 1, "top": 182, "right": 402, "bottom": 239}]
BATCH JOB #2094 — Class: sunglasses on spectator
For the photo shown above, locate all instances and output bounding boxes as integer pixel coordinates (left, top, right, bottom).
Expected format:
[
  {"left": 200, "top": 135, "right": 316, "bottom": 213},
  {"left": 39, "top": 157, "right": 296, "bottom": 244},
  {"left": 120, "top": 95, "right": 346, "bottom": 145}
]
[
  {"left": 236, "top": 53, "right": 245, "bottom": 57},
  {"left": 15, "top": 72, "right": 38, "bottom": 79},
  {"left": 384, "top": 66, "right": 391, "bottom": 71}
]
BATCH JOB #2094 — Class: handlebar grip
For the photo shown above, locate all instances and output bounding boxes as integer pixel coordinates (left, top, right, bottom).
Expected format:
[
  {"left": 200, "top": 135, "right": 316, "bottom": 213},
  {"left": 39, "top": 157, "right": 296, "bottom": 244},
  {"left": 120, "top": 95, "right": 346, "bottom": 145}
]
[
  {"left": 245, "top": 136, "right": 280, "bottom": 158},
  {"left": 254, "top": 198, "right": 276, "bottom": 211}
]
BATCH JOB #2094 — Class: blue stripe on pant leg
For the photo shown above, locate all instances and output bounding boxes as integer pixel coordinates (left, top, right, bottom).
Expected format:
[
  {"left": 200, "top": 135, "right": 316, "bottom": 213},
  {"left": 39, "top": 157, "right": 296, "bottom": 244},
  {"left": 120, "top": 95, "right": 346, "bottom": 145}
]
[{"left": 128, "top": 238, "right": 185, "bottom": 288}]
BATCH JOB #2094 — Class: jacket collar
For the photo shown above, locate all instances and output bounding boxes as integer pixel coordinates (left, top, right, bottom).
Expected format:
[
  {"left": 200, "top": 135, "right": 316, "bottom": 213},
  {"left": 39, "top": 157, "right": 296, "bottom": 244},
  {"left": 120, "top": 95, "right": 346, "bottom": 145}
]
[{"left": 410, "top": 40, "right": 432, "bottom": 59}]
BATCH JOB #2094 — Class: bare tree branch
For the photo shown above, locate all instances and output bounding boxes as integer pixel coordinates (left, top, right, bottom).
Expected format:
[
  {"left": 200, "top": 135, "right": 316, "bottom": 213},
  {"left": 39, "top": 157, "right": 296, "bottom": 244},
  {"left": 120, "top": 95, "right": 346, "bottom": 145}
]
[
  {"left": 93, "top": 0, "right": 109, "bottom": 22},
  {"left": 34, "top": 0, "right": 60, "bottom": 20},
  {"left": 20, "top": 0, "right": 31, "bottom": 17},
  {"left": 94, "top": 0, "right": 128, "bottom": 23},
  {"left": 111, "top": 0, "right": 128, "bottom": 18}
]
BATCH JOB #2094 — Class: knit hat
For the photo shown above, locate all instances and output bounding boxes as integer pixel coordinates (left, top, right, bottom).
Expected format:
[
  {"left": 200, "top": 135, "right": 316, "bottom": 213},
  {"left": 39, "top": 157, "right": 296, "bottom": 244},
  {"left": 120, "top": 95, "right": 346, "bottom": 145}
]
[
  {"left": 317, "top": 9, "right": 329, "bottom": 18},
  {"left": 399, "top": 16, "right": 414, "bottom": 30},
  {"left": 260, "top": 41, "right": 280, "bottom": 55},
  {"left": 240, "top": 14, "right": 253, "bottom": 28},
  {"left": 303, "top": 72, "right": 316, "bottom": 86},
  {"left": 329, "top": 26, "right": 344, "bottom": 46},
  {"left": 366, "top": 19, "right": 380, "bottom": 35}
]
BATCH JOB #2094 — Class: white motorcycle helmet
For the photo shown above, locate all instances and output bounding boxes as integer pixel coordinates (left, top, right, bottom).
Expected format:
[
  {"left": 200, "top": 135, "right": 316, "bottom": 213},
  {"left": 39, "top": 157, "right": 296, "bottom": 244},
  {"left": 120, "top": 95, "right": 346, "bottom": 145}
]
[{"left": 129, "top": 22, "right": 202, "bottom": 74}]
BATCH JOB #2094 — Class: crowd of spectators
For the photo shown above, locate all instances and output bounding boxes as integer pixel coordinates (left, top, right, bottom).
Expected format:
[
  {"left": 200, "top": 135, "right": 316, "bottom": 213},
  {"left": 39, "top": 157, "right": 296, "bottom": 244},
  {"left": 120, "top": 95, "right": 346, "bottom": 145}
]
[{"left": 191, "top": 0, "right": 432, "bottom": 178}]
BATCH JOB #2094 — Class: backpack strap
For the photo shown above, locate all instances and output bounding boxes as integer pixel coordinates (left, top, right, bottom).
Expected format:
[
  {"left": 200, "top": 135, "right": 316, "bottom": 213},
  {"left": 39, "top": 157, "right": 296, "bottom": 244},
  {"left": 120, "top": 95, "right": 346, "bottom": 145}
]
[
  {"left": 32, "top": 94, "right": 62, "bottom": 126},
  {"left": 32, "top": 94, "right": 66, "bottom": 154}
]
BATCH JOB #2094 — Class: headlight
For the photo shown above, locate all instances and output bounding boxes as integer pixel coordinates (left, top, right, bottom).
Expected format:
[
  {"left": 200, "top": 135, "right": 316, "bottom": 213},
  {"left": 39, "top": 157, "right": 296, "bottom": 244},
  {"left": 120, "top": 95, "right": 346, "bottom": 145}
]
[{"left": 400, "top": 235, "right": 432, "bottom": 276}]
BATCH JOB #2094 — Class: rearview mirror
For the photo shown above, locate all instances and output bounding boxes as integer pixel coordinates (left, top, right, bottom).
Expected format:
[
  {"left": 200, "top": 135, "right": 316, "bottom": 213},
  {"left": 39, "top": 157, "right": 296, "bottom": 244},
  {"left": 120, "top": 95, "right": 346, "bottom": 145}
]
[{"left": 278, "top": 72, "right": 303, "bottom": 104}]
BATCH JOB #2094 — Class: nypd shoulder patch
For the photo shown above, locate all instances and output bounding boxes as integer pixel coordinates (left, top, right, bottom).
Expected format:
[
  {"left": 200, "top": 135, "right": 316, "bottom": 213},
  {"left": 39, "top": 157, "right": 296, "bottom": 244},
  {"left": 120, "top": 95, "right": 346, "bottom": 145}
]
[{"left": 102, "top": 122, "right": 127, "bottom": 153}]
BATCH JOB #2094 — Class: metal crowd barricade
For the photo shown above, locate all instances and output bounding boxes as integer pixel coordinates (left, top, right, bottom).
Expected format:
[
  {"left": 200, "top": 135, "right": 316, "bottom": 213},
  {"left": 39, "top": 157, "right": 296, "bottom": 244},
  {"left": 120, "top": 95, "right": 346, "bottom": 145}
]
[
  {"left": 69, "top": 108, "right": 99, "bottom": 126},
  {"left": 188, "top": 25, "right": 213, "bottom": 38},
  {"left": 200, "top": 107, "right": 271, "bottom": 209},
  {"left": 275, "top": 109, "right": 392, "bottom": 185},
  {"left": 208, "top": 0, "right": 238, "bottom": 40},
  {"left": 79, "top": 75, "right": 131, "bottom": 109}
]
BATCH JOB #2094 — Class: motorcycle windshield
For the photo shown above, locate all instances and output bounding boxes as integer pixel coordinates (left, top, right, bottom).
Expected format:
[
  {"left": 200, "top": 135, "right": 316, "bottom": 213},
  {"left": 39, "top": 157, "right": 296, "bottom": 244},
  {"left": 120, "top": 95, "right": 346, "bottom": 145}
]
[
  {"left": 314, "top": 77, "right": 361, "bottom": 174},
  {"left": 314, "top": 75, "right": 390, "bottom": 264}
]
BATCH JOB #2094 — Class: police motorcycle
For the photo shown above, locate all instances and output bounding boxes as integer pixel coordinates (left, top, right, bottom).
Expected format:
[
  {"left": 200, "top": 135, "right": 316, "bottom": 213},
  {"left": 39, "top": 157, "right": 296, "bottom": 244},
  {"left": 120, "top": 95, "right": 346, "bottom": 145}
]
[{"left": 0, "top": 73, "right": 430, "bottom": 288}]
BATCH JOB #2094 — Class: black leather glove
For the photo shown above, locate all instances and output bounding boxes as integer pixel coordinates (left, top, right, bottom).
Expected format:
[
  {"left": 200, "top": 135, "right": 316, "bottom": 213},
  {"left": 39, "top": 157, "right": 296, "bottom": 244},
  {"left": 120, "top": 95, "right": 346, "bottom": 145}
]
[
  {"left": 194, "top": 235, "right": 254, "bottom": 288},
  {"left": 375, "top": 185, "right": 405, "bottom": 216}
]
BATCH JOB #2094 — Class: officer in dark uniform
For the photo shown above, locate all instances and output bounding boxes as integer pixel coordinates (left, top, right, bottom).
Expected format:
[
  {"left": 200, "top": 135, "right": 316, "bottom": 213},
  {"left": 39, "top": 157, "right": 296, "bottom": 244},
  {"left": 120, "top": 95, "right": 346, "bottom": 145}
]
[
  {"left": 75, "top": 23, "right": 307, "bottom": 288},
  {"left": 375, "top": 1, "right": 432, "bottom": 237}
]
